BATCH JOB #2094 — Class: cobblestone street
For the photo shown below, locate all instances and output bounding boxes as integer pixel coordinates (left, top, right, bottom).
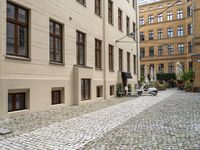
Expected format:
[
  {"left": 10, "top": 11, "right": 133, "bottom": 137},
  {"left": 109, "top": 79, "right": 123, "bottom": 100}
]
[{"left": 0, "top": 90, "right": 200, "bottom": 150}]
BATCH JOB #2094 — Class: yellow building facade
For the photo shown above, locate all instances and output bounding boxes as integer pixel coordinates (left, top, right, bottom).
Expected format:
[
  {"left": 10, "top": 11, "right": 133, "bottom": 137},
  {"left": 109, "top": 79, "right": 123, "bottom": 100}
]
[{"left": 139, "top": 0, "right": 193, "bottom": 76}]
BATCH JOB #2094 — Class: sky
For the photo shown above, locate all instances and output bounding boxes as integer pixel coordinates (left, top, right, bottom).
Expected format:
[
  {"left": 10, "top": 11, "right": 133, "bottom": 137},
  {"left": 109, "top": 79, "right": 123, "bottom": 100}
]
[{"left": 138, "top": 0, "right": 161, "bottom": 5}]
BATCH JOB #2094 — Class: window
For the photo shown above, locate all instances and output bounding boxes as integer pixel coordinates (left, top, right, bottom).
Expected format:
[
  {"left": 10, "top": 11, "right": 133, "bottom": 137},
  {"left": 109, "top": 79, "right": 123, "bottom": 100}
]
[
  {"left": 96, "top": 86, "right": 103, "bottom": 98},
  {"left": 95, "top": 39, "right": 102, "bottom": 69},
  {"left": 132, "top": 22, "right": 136, "bottom": 40},
  {"left": 49, "top": 20, "right": 63, "bottom": 63},
  {"left": 108, "top": 0, "right": 113, "bottom": 24},
  {"left": 148, "top": 15, "right": 154, "bottom": 24},
  {"left": 157, "top": 14, "right": 163, "bottom": 22},
  {"left": 168, "top": 63, "right": 174, "bottom": 73},
  {"left": 140, "top": 65, "right": 145, "bottom": 75},
  {"left": 95, "top": 0, "right": 101, "bottom": 16},
  {"left": 177, "top": 26, "right": 184, "bottom": 36},
  {"left": 168, "top": 45, "right": 174, "bottom": 56},
  {"left": 158, "top": 45, "right": 163, "bottom": 56},
  {"left": 158, "top": 64, "right": 164, "bottom": 73},
  {"left": 52, "top": 90, "right": 61, "bottom": 105},
  {"left": 81, "top": 79, "right": 90, "bottom": 101},
  {"left": 188, "top": 42, "right": 192, "bottom": 53},
  {"left": 149, "top": 31, "right": 154, "bottom": 40},
  {"left": 127, "top": 52, "right": 130, "bottom": 72},
  {"left": 76, "top": 0, "right": 86, "bottom": 5},
  {"left": 140, "top": 32, "right": 145, "bottom": 41},
  {"left": 157, "top": 29, "right": 163, "bottom": 39},
  {"left": 118, "top": 8, "right": 123, "bottom": 31},
  {"left": 7, "top": 2, "right": 29, "bottom": 58},
  {"left": 140, "top": 17, "right": 144, "bottom": 25},
  {"left": 119, "top": 49, "right": 123, "bottom": 71},
  {"left": 149, "top": 46, "right": 154, "bottom": 57},
  {"left": 178, "top": 43, "right": 184, "bottom": 55},
  {"left": 110, "top": 85, "right": 115, "bottom": 96},
  {"left": 177, "top": 0, "right": 182, "bottom": 5},
  {"left": 8, "top": 92, "right": 26, "bottom": 112},
  {"left": 126, "top": 16, "right": 130, "bottom": 36},
  {"left": 149, "top": 64, "right": 154, "bottom": 73},
  {"left": 187, "top": 6, "right": 192, "bottom": 17},
  {"left": 76, "top": 31, "right": 86, "bottom": 65},
  {"left": 177, "top": 10, "right": 183, "bottom": 19},
  {"left": 188, "top": 24, "right": 192, "bottom": 35},
  {"left": 133, "top": 55, "right": 137, "bottom": 74},
  {"left": 189, "top": 62, "right": 193, "bottom": 70},
  {"left": 140, "top": 48, "right": 145, "bottom": 58},
  {"left": 168, "top": 3, "right": 172, "bottom": 7},
  {"left": 109, "top": 44, "right": 114, "bottom": 71},
  {"left": 148, "top": 7, "right": 153, "bottom": 10},
  {"left": 132, "top": 0, "right": 135, "bottom": 8},
  {"left": 180, "top": 62, "right": 185, "bottom": 72},
  {"left": 167, "top": 12, "right": 173, "bottom": 21},
  {"left": 167, "top": 28, "right": 173, "bottom": 37}
]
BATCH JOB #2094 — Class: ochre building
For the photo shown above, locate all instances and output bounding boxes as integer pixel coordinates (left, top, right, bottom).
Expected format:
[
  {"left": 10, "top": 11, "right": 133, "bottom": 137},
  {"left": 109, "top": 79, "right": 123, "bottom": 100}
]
[
  {"left": 192, "top": 0, "right": 200, "bottom": 89},
  {"left": 139, "top": 0, "right": 193, "bottom": 75},
  {"left": 0, "top": 0, "right": 139, "bottom": 118}
]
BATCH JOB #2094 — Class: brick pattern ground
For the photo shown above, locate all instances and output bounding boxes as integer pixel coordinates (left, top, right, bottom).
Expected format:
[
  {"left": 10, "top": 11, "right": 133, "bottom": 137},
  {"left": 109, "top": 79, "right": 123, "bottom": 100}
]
[
  {"left": 0, "top": 90, "right": 175, "bottom": 150},
  {"left": 82, "top": 91, "right": 200, "bottom": 150}
]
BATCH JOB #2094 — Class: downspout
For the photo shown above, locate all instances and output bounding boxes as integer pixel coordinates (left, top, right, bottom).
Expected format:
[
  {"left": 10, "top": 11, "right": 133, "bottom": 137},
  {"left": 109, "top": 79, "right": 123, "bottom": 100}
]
[
  {"left": 103, "top": 0, "right": 107, "bottom": 99},
  {"left": 135, "top": 1, "right": 140, "bottom": 85}
]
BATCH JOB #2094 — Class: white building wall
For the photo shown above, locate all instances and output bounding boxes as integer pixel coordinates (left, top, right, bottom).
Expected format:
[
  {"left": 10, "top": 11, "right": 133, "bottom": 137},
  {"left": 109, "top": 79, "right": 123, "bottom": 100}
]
[{"left": 0, "top": 0, "right": 138, "bottom": 118}]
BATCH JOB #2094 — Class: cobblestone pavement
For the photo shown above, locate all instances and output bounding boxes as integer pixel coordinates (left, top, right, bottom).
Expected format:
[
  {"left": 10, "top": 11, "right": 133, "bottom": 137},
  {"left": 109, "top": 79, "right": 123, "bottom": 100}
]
[
  {"left": 0, "top": 96, "right": 136, "bottom": 140},
  {"left": 0, "top": 90, "right": 175, "bottom": 149},
  {"left": 82, "top": 91, "right": 200, "bottom": 150}
]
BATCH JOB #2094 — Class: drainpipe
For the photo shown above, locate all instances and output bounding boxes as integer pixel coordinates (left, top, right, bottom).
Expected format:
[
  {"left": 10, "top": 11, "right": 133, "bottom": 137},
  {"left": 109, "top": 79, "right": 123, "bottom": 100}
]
[
  {"left": 103, "top": 0, "right": 107, "bottom": 99},
  {"left": 135, "top": 1, "right": 140, "bottom": 85}
]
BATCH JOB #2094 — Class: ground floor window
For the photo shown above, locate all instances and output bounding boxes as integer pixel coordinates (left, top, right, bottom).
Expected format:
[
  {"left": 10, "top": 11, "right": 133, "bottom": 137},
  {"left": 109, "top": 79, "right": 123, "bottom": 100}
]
[
  {"left": 52, "top": 90, "right": 61, "bottom": 105},
  {"left": 81, "top": 79, "right": 90, "bottom": 101},
  {"left": 110, "top": 85, "right": 115, "bottom": 96},
  {"left": 8, "top": 93, "right": 26, "bottom": 112},
  {"left": 96, "top": 86, "right": 103, "bottom": 98}
]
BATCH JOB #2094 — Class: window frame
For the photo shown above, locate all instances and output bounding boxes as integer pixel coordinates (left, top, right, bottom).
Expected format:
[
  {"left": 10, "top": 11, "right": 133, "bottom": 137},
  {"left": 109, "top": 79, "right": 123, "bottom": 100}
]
[
  {"left": 95, "top": 0, "right": 101, "bottom": 16},
  {"left": 6, "top": 2, "right": 29, "bottom": 58},
  {"left": 76, "top": 30, "right": 86, "bottom": 66},
  {"left": 119, "top": 49, "right": 123, "bottom": 71},
  {"left": 108, "top": 0, "right": 113, "bottom": 25},
  {"left": 109, "top": 44, "right": 114, "bottom": 71},
  {"left": 49, "top": 20, "right": 63, "bottom": 63},
  {"left": 95, "top": 39, "right": 102, "bottom": 69},
  {"left": 8, "top": 92, "right": 26, "bottom": 112}
]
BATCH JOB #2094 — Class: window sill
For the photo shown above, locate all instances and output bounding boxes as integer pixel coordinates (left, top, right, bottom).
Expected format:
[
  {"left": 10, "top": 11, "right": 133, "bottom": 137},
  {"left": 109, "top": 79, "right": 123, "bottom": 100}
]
[
  {"left": 8, "top": 109, "right": 30, "bottom": 116},
  {"left": 95, "top": 68, "right": 103, "bottom": 71},
  {"left": 49, "top": 61, "right": 65, "bottom": 66},
  {"left": 95, "top": 13, "right": 102, "bottom": 18},
  {"left": 109, "top": 70, "right": 115, "bottom": 72},
  {"left": 6, "top": 55, "right": 31, "bottom": 61},
  {"left": 109, "top": 22, "right": 114, "bottom": 26}
]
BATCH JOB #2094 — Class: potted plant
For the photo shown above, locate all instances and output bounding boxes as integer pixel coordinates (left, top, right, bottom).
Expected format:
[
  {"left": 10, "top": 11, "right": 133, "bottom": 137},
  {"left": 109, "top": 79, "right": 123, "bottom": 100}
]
[
  {"left": 128, "top": 84, "right": 132, "bottom": 95},
  {"left": 116, "top": 83, "right": 124, "bottom": 97},
  {"left": 184, "top": 82, "right": 193, "bottom": 92}
]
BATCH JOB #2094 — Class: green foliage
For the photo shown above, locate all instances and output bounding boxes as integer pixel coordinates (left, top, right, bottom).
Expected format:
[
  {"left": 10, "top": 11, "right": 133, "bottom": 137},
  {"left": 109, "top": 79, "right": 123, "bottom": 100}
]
[
  {"left": 184, "top": 82, "right": 193, "bottom": 91},
  {"left": 149, "top": 81, "right": 167, "bottom": 90},
  {"left": 116, "top": 83, "right": 123, "bottom": 92},
  {"left": 157, "top": 73, "right": 176, "bottom": 82},
  {"left": 181, "top": 70, "right": 194, "bottom": 82},
  {"left": 140, "top": 75, "right": 145, "bottom": 83},
  {"left": 128, "top": 84, "right": 132, "bottom": 92}
]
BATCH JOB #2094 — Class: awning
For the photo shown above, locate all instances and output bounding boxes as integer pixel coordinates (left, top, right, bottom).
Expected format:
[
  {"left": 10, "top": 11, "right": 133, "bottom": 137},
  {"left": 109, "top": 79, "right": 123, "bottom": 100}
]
[{"left": 121, "top": 72, "right": 132, "bottom": 80}]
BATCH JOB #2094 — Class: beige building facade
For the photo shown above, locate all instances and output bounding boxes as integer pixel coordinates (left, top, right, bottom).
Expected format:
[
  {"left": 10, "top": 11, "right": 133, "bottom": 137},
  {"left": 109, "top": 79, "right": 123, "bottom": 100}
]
[
  {"left": 139, "top": 0, "right": 193, "bottom": 76},
  {"left": 0, "top": 0, "right": 139, "bottom": 118}
]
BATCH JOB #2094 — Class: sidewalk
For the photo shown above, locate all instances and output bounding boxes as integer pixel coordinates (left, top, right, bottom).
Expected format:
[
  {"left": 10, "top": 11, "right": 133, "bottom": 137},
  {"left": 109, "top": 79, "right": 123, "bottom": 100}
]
[{"left": 0, "top": 90, "right": 176, "bottom": 150}]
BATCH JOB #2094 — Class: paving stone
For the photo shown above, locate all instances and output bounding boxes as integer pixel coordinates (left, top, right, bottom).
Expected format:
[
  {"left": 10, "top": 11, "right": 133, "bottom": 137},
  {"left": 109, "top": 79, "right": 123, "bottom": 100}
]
[{"left": 0, "top": 90, "right": 175, "bottom": 149}]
